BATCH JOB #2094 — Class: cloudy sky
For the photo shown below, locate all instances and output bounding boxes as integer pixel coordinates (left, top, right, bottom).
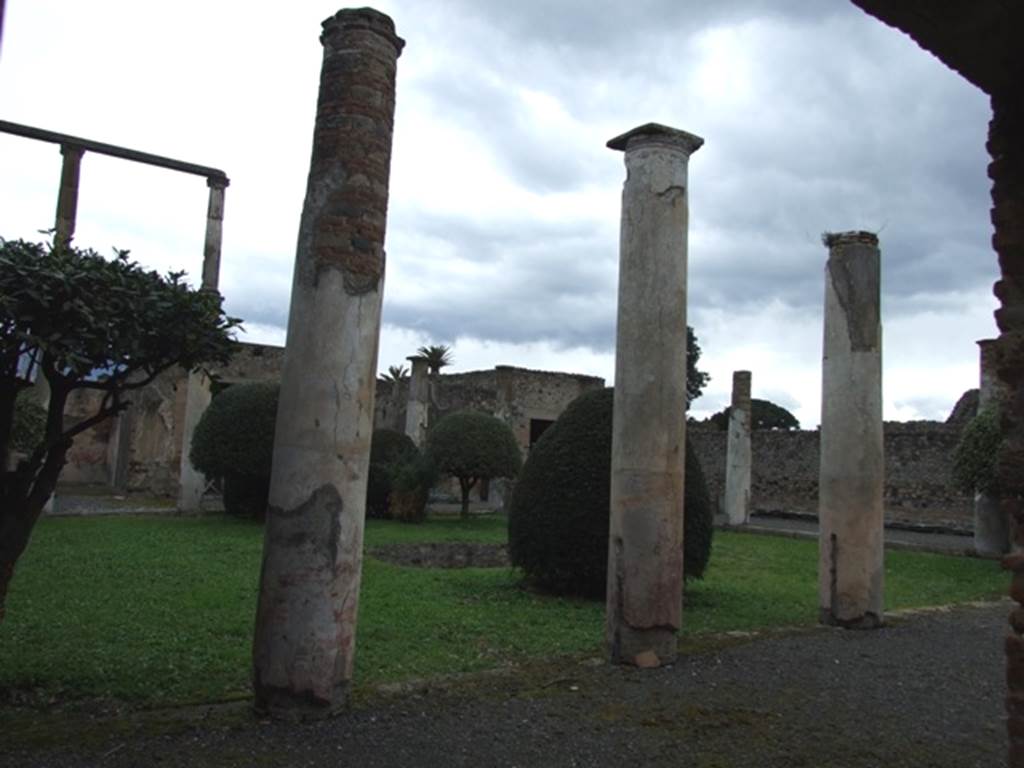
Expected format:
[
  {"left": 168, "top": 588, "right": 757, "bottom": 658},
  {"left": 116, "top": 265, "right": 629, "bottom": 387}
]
[{"left": 0, "top": 0, "right": 997, "bottom": 427}]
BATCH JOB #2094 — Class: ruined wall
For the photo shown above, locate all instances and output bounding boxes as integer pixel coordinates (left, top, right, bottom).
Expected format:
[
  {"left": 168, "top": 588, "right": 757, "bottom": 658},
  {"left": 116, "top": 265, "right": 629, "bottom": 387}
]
[
  {"left": 63, "top": 349, "right": 604, "bottom": 496},
  {"left": 61, "top": 389, "right": 113, "bottom": 484},
  {"left": 691, "top": 421, "right": 971, "bottom": 528},
  {"left": 377, "top": 366, "right": 604, "bottom": 457}
]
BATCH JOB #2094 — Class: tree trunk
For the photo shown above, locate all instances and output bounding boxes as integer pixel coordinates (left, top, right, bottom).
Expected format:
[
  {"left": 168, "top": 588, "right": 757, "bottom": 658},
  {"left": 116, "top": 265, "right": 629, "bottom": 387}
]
[
  {"left": 0, "top": 382, "right": 69, "bottom": 623},
  {"left": 458, "top": 476, "right": 477, "bottom": 519},
  {"left": 0, "top": 447, "right": 66, "bottom": 622}
]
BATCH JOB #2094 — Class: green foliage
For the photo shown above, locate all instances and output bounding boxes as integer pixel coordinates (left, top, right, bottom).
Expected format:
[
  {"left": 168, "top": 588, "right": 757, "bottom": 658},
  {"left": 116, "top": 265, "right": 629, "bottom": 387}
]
[
  {"left": 1, "top": 237, "right": 240, "bottom": 620},
  {"left": 953, "top": 407, "right": 1003, "bottom": 494},
  {"left": 0, "top": 239, "right": 239, "bottom": 391},
  {"left": 191, "top": 382, "right": 278, "bottom": 518},
  {"left": 686, "top": 326, "right": 710, "bottom": 405},
  {"left": 367, "top": 429, "right": 418, "bottom": 519},
  {"left": 426, "top": 412, "right": 522, "bottom": 481},
  {"left": 426, "top": 411, "right": 522, "bottom": 517},
  {"left": 10, "top": 391, "right": 46, "bottom": 454},
  {"left": 0, "top": 515, "right": 1003, "bottom": 709},
  {"left": 708, "top": 398, "right": 801, "bottom": 431},
  {"left": 388, "top": 453, "right": 438, "bottom": 523},
  {"left": 508, "top": 387, "right": 713, "bottom": 598},
  {"left": 379, "top": 364, "right": 408, "bottom": 383},
  {"left": 416, "top": 344, "right": 453, "bottom": 374}
]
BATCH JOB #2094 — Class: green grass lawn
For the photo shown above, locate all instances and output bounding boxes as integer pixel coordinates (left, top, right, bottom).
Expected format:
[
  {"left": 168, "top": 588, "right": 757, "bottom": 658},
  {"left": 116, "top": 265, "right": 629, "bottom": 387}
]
[{"left": 0, "top": 514, "right": 1006, "bottom": 708}]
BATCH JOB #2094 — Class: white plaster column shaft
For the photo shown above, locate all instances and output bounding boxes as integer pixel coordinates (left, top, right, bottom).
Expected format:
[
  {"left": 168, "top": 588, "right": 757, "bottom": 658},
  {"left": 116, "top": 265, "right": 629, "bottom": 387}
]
[
  {"left": 252, "top": 9, "right": 403, "bottom": 718},
  {"left": 176, "top": 178, "right": 229, "bottom": 513},
  {"left": 974, "top": 338, "right": 1011, "bottom": 555},
  {"left": 404, "top": 355, "right": 430, "bottom": 447},
  {"left": 723, "top": 370, "right": 752, "bottom": 526},
  {"left": 818, "top": 231, "right": 884, "bottom": 628},
  {"left": 606, "top": 123, "right": 703, "bottom": 666}
]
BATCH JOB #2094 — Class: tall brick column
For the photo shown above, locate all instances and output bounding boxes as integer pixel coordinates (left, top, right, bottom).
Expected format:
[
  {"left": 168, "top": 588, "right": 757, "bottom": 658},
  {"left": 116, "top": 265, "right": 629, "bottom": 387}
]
[
  {"left": 990, "top": 94, "right": 1024, "bottom": 768},
  {"left": 605, "top": 123, "right": 703, "bottom": 667},
  {"left": 252, "top": 8, "right": 403, "bottom": 718},
  {"left": 818, "top": 231, "right": 884, "bottom": 629}
]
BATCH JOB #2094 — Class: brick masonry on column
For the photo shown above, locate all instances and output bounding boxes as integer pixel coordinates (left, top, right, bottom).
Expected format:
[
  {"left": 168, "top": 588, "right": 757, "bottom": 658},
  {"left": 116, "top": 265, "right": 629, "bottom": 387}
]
[
  {"left": 990, "top": 92, "right": 1024, "bottom": 767},
  {"left": 251, "top": 8, "right": 404, "bottom": 719}
]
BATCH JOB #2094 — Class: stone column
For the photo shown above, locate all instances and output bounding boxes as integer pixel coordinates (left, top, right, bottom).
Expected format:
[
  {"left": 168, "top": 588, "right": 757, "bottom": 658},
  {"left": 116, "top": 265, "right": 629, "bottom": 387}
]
[
  {"left": 723, "top": 370, "right": 752, "bottom": 526},
  {"left": 252, "top": 8, "right": 403, "bottom": 718},
  {"left": 605, "top": 123, "right": 703, "bottom": 667},
  {"left": 404, "top": 355, "right": 430, "bottom": 447},
  {"left": 818, "top": 231, "right": 884, "bottom": 629},
  {"left": 54, "top": 144, "right": 83, "bottom": 250},
  {"left": 975, "top": 339, "right": 1011, "bottom": 555},
  {"left": 176, "top": 178, "right": 229, "bottom": 512}
]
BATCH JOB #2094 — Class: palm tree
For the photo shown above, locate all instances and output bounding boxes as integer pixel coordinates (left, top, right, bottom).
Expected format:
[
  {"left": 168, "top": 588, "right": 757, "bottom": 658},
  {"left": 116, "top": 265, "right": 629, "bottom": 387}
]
[
  {"left": 416, "top": 344, "right": 453, "bottom": 375},
  {"left": 379, "top": 364, "right": 409, "bottom": 383}
]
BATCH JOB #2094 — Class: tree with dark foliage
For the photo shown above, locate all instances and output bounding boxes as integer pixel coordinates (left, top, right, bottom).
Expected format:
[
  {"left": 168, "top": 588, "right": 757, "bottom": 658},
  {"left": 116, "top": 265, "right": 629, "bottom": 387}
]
[{"left": 0, "top": 238, "right": 239, "bottom": 621}]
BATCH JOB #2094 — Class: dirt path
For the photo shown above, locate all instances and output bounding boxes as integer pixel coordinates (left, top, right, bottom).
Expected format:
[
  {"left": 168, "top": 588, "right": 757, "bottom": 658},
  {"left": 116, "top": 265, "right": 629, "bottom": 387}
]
[{"left": 1, "top": 600, "right": 1007, "bottom": 767}]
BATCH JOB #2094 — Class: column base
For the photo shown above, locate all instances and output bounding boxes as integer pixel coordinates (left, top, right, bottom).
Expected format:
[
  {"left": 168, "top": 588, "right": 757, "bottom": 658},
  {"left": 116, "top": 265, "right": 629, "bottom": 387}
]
[
  {"left": 609, "top": 625, "right": 678, "bottom": 667},
  {"left": 819, "top": 607, "right": 883, "bottom": 630},
  {"left": 253, "top": 680, "right": 350, "bottom": 721}
]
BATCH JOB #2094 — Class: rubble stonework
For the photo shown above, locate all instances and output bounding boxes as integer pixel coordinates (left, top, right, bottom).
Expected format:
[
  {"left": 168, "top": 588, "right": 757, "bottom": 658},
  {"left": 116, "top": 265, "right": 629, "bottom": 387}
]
[
  {"left": 251, "top": 8, "right": 404, "bottom": 718},
  {"left": 689, "top": 421, "right": 972, "bottom": 528},
  {"left": 605, "top": 123, "right": 702, "bottom": 666},
  {"left": 818, "top": 231, "right": 884, "bottom": 629},
  {"left": 975, "top": 338, "right": 1011, "bottom": 554}
]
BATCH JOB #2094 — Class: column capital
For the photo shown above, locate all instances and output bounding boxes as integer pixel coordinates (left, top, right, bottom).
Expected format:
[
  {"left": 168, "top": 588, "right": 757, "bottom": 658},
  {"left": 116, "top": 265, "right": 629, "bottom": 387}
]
[
  {"left": 321, "top": 8, "right": 405, "bottom": 57},
  {"left": 823, "top": 231, "right": 878, "bottom": 248},
  {"left": 607, "top": 123, "right": 704, "bottom": 156}
]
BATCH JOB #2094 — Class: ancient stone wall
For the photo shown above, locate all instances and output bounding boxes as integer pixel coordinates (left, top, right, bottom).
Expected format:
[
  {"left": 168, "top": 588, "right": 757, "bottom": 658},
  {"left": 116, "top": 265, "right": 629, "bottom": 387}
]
[
  {"left": 377, "top": 366, "right": 604, "bottom": 457},
  {"left": 691, "top": 420, "right": 972, "bottom": 528}
]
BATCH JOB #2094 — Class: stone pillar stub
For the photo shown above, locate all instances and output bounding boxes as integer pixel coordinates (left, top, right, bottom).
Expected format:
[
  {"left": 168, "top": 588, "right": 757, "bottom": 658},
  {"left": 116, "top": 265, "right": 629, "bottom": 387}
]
[
  {"left": 975, "top": 338, "right": 1011, "bottom": 555},
  {"left": 723, "top": 370, "right": 752, "bottom": 526},
  {"left": 201, "top": 177, "right": 228, "bottom": 292},
  {"left": 176, "top": 371, "right": 212, "bottom": 512},
  {"left": 55, "top": 144, "right": 83, "bottom": 249},
  {"left": 404, "top": 355, "right": 429, "bottom": 447},
  {"left": 818, "top": 231, "right": 884, "bottom": 629},
  {"left": 606, "top": 122, "right": 702, "bottom": 667},
  {"left": 252, "top": 8, "right": 403, "bottom": 718}
]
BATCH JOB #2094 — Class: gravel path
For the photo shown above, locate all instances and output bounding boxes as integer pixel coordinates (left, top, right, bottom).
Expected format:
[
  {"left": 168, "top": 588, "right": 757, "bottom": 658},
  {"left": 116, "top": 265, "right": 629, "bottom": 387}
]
[{"left": 2, "top": 601, "right": 1008, "bottom": 768}]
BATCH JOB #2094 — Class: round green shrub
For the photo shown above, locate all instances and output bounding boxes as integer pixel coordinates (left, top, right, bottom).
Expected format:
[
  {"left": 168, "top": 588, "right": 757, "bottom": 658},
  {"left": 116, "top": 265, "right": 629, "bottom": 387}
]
[
  {"left": 426, "top": 411, "right": 522, "bottom": 518},
  {"left": 190, "top": 381, "right": 279, "bottom": 518},
  {"left": 367, "top": 429, "right": 418, "bottom": 519},
  {"left": 953, "top": 407, "right": 1003, "bottom": 495},
  {"left": 11, "top": 390, "right": 47, "bottom": 454},
  {"left": 508, "top": 387, "right": 713, "bottom": 598}
]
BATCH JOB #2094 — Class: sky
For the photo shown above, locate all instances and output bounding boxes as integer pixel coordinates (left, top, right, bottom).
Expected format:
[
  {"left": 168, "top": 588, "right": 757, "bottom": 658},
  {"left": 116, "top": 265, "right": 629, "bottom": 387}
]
[{"left": 0, "top": 0, "right": 998, "bottom": 427}]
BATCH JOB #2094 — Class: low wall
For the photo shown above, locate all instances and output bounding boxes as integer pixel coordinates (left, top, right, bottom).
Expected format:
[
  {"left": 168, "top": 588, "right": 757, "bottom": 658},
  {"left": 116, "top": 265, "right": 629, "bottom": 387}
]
[{"left": 691, "top": 421, "right": 971, "bottom": 529}]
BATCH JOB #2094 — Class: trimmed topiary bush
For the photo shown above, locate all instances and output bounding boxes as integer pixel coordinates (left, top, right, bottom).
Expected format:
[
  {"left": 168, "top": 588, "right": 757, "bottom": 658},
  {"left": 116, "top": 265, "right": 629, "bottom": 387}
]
[
  {"left": 953, "top": 406, "right": 1003, "bottom": 495},
  {"left": 508, "top": 387, "right": 713, "bottom": 598},
  {"left": 425, "top": 411, "right": 522, "bottom": 518},
  {"left": 190, "top": 381, "right": 278, "bottom": 519},
  {"left": 367, "top": 429, "right": 418, "bottom": 519}
]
